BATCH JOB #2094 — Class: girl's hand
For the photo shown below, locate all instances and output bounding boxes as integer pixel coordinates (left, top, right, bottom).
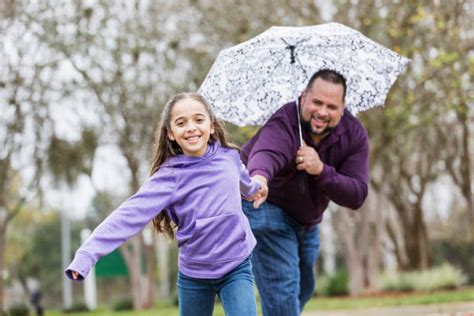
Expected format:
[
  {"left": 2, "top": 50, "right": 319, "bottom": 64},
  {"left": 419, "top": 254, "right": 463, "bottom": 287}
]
[
  {"left": 251, "top": 175, "right": 268, "bottom": 208},
  {"left": 71, "top": 271, "right": 81, "bottom": 280}
]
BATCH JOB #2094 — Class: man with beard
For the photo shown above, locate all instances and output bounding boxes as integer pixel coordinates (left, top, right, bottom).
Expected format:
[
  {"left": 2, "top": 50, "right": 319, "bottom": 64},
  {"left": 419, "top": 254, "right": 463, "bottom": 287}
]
[{"left": 241, "top": 69, "right": 369, "bottom": 316}]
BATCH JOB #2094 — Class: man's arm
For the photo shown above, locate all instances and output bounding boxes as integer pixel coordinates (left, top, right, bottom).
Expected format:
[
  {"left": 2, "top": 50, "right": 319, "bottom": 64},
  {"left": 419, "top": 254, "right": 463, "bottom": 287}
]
[
  {"left": 246, "top": 116, "right": 296, "bottom": 182},
  {"left": 320, "top": 134, "right": 369, "bottom": 209},
  {"left": 296, "top": 133, "right": 369, "bottom": 209}
]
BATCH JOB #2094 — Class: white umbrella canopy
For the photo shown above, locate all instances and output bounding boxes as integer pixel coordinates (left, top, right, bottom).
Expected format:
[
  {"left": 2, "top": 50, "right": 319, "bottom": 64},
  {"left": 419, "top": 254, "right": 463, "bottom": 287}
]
[{"left": 199, "top": 22, "right": 410, "bottom": 127}]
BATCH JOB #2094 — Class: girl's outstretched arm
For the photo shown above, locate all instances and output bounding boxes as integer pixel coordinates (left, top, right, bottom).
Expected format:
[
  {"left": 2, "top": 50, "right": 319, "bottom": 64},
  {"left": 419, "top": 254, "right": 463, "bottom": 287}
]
[{"left": 65, "top": 169, "right": 176, "bottom": 281}]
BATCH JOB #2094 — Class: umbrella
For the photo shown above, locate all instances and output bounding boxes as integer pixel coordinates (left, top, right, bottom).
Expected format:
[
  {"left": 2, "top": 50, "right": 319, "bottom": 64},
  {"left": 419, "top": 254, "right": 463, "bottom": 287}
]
[{"left": 199, "top": 22, "right": 410, "bottom": 142}]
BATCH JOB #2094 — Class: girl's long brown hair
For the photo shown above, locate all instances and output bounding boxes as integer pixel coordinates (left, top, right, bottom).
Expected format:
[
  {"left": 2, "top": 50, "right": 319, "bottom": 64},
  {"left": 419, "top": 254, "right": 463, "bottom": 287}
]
[{"left": 151, "top": 92, "right": 237, "bottom": 239}]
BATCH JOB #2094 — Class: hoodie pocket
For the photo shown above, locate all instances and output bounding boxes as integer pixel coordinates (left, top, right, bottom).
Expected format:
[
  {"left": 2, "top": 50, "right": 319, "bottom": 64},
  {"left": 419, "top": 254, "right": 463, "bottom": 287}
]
[{"left": 183, "top": 213, "right": 247, "bottom": 263}]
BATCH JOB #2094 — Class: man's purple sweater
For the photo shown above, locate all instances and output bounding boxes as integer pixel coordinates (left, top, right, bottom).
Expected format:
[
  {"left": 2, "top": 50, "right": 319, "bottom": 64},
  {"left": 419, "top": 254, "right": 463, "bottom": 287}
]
[
  {"left": 241, "top": 101, "right": 369, "bottom": 225},
  {"left": 66, "top": 142, "right": 259, "bottom": 280}
]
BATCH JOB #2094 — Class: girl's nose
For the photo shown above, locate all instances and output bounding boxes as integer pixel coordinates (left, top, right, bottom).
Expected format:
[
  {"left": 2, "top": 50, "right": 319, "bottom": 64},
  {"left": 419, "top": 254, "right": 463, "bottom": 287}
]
[{"left": 186, "top": 122, "right": 197, "bottom": 131}]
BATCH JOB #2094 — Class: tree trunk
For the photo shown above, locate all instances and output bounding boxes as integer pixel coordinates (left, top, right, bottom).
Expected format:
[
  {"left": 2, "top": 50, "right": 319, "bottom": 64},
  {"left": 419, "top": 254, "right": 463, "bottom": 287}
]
[
  {"left": 334, "top": 190, "right": 385, "bottom": 296},
  {"left": 0, "top": 202, "right": 24, "bottom": 313},
  {"left": 458, "top": 109, "right": 473, "bottom": 240},
  {"left": 156, "top": 235, "right": 170, "bottom": 298},
  {"left": 319, "top": 220, "right": 336, "bottom": 275},
  {"left": 399, "top": 203, "right": 431, "bottom": 270},
  {"left": 120, "top": 236, "right": 143, "bottom": 310},
  {"left": 365, "top": 195, "right": 383, "bottom": 293},
  {"left": 345, "top": 249, "right": 364, "bottom": 296},
  {"left": 143, "top": 240, "right": 155, "bottom": 309},
  {"left": 0, "top": 221, "right": 6, "bottom": 313},
  {"left": 334, "top": 210, "right": 365, "bottom": 296},
  {"left": 344, "top": 240, "right": 365, "bottom": 295}
]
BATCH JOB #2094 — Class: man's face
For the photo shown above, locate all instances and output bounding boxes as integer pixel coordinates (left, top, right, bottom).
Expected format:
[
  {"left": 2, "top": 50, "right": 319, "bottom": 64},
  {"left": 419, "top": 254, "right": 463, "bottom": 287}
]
[{"left": 300, "top": 77, "right": 345, "bottom": 141}]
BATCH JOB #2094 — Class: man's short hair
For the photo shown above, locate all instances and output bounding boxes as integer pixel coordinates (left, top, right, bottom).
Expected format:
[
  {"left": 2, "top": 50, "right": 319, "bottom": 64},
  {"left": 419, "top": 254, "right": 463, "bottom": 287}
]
[{"left": 306, "top": 69, "right": 347, "bottom": 102}]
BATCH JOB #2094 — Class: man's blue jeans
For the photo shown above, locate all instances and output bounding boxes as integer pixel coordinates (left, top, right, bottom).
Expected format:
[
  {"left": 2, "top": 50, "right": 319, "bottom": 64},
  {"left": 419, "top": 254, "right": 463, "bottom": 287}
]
[
  {"left": 242, "top": 200, "right": 320, "bottom": 316},
  {"left": 177, "top": 257, "right": 257, "bottom": 316}
]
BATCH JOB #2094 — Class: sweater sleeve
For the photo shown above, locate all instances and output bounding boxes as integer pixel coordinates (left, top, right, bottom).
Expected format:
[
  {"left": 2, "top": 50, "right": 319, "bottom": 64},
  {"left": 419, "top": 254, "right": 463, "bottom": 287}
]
[
  {"left": 239, "top": 159, "right": 261, "bottom": 199},
  {"left": 246, "top": 116, "right": 295, "bottom": 182},
  {"left": 316, "top": 129, "right": 369, "bottom": 209},
  {"left": 65, "top": 168, "right": 176, "bottom": 281}
]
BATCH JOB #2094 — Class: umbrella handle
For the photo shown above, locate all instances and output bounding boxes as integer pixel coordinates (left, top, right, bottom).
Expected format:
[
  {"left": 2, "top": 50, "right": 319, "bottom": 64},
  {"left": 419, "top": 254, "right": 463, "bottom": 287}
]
[
  {"left": 298, "top": 173, "right": 306, "bottom": 194},
  {"left": 295, "top": 97, "right": 306, "bottom": 193},
  {"left": 296, "top": 97, "right": 304, "bottom": 147},
  {"left": 291, "top": 63, "right": 305, "bottom": 192}
]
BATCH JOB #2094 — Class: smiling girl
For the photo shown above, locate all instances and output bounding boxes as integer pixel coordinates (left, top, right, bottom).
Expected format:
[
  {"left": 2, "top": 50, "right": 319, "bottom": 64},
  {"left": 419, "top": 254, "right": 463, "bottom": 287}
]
[{"left": 65, "top": 92, "right": 268, "bottom": 316}]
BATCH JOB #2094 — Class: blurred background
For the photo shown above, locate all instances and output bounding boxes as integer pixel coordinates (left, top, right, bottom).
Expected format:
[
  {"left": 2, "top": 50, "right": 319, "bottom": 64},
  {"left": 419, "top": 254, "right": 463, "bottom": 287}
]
[{"left": 1, "top": 0, "right": 472, "bottom": 314}]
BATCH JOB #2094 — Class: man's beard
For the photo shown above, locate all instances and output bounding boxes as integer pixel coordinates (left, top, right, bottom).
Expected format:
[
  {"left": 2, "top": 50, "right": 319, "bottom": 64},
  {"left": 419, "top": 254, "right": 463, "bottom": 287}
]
[{"left": 301, "top": 117, "right": 335, "bottom": 138}]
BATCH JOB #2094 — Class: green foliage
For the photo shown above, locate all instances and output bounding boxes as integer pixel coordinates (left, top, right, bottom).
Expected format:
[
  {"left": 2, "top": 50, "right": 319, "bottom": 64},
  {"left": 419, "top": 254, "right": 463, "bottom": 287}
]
[
  {"left": 18, "top": 214, "right": 62, "bottom": 296},
  {"left": 17, "top": 212, "right": 83, "bottom": 307},
  {"left": 316, "top": 270, "right": 348, "bottom": 296},
  {"left": 380, "top": 264, "right": 467, "bottom": 292},
  {"left": 63, "top": 301, "right": 89, "bottom": 313},
  {"left": 6, "top": 303, "right": 30, "bottom": 316},
  {"left": 111, "top": 297, "right": 134, "bottom": 311},
  {"left": 47, "top": 128, "right": 98, "bottom": 188},
  {"left": 430, "top": 52, "right": 460, "bottom": 69},
  {"left": 432, "top": 239, "right": 474, "bottom": 284},
  {"left": 224, "top": 123, "right": 260, "bottom": 146}
]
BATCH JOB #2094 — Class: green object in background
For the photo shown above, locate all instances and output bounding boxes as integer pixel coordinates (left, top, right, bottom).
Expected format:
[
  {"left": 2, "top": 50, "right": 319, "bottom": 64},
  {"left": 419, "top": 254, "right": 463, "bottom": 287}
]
[{"left": 96, "top": 249, "right": 128, "bottom": 277}]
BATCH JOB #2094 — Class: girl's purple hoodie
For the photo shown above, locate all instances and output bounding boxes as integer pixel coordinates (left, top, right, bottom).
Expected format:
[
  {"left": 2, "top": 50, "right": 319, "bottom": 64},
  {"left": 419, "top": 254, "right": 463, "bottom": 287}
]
[{"left": 65, "top": 142, "right": 259, "bottom": 279}]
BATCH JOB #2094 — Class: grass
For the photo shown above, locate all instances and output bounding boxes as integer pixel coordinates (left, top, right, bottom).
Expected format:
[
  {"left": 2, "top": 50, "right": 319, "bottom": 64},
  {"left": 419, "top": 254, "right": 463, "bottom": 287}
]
[
  {"left": 45, "top": 287, "right": 474, "bottom": 316},
  {"left": 305, "top": 287, "right": 474, "bottom": 311}
]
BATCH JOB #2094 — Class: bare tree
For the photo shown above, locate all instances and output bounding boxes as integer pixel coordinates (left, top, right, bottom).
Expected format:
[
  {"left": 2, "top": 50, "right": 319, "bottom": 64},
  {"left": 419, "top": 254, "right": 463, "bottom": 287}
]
[
  {"left": 28, "top": 0, "right": 214, "bottom": 309},
  {"left": 0, "top": 2, "right": 58, "bottom": 311},
  {"left": 428, "top": 0, "right": 473, "bottom": 239},
  {"left": 332, "top": 188, "right": 384, "bottom": 295},
  {"left": 334, "top": 0, "right": 472, "bottom": 271}
]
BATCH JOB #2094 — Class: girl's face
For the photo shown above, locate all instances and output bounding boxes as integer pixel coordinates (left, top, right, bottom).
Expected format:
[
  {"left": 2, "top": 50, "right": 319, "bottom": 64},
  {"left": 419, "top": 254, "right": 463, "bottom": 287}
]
[{"left": 167, "top": 98, "right": 215, "bottom": 157}]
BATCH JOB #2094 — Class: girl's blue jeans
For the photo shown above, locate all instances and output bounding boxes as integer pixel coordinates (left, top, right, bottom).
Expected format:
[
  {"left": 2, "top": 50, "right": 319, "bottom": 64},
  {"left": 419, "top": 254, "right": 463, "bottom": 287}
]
[
  {"left": 177, "top": 256, "right": 257, "bottom": 316},
  {"left": 242, "top": 200, "right": 320, "bottom": 316}
]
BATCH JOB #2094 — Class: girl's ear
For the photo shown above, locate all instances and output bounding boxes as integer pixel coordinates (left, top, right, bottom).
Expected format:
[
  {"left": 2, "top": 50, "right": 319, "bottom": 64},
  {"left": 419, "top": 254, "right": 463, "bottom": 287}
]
[{"left": 167, "top": 129, "right": 175, "bottom": 141}]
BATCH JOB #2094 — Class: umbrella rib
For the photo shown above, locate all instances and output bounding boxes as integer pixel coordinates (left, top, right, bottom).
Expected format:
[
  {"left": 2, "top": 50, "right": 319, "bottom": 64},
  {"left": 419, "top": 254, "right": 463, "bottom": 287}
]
[
  {"left": 280, "top": 37, "right": 310, "bottom": 78},
  {"left": 244, "top": 38, "right": 310, "bottom": 109},
  {"left": 246, "top": 52, "right": 287, "bottom": 99},
  {"left": 293, "top": 54, "right": 309, "bottom": 80}
]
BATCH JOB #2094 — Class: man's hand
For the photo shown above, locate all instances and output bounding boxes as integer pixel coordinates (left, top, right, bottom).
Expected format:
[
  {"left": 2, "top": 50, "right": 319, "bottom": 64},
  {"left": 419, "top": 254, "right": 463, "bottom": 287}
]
[
  {"left": 250, "top": 175, "right": 268, "bottom": 208},
  {"left": 296, "top": 145, "right": 324, "bottom": 175}
]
